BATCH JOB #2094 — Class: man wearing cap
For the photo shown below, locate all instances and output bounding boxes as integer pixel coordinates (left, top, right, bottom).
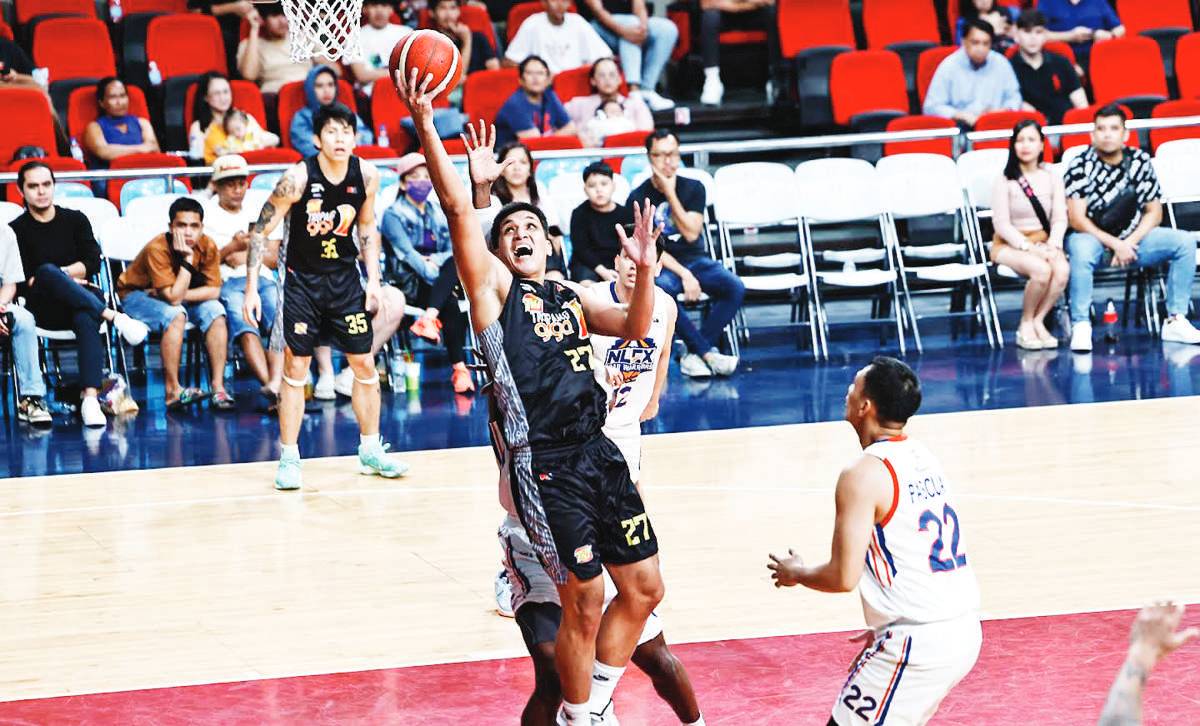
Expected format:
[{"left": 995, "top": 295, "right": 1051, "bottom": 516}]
[
  {"left": 382, "top": 152, "right": 474, "bottom": 394},
  {"left": 203, "top": 154, "right": 285, "bottom": 412}
]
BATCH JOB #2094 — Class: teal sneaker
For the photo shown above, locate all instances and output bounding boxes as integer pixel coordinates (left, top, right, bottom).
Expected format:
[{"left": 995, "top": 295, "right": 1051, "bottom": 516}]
[
  {"left": 358, "top": 441, "right": 409, "bottom": 478},
  {"left": 275, "top": 452, "right": 302, "bottom": 490}
]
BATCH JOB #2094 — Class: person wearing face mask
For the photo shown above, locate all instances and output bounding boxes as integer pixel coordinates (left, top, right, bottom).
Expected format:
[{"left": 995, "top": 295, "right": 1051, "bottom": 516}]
[{"left": 381, "top": 153, "right": 474, "bottom": 393}]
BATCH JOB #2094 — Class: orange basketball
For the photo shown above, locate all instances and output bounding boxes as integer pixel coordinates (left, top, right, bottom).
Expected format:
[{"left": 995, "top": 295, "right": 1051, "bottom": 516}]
[{"left": 390, "top": 29, "right": 463, "bottom": 101}]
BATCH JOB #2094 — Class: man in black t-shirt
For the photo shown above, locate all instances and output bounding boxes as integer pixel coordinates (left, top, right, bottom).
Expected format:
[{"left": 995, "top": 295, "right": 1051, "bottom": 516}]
[
  {"left": 630, "top": 129, "right": 743, "bottom": 378},
  {"left": 0, "top": 37, "right": 40, "bottom": 91},
  {"left": 569, "top": 161, "right": 634, "bottom": 283},
  {"left": 1011, "top": 10, "right": 1087, "bottom": 125}
]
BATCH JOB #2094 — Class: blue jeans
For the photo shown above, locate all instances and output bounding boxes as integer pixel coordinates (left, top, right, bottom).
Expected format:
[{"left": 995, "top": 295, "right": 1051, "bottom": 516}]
[
  {"left": 220, "top": 276, "right": 278, "bottom": 340},
  {"left": 122, "top": 291, "right": 225, "bottom": 334},
  {"left": 1066, "top": 227, "right": 1196, "bottom": 323},
  {"left": 6, "top": 304, "right": 46, "bottom": 398},
  {"left": 25, "top": 264, "right": 108, "bottom": 391},
  {"left": 591, "top": 16, "right": 679, "bottom": 91},
  {"left": 655, "top": 255, "right": 745, "bottom": 355}
]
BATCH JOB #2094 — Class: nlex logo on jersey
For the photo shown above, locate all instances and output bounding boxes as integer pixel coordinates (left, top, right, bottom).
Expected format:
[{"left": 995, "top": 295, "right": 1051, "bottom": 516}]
[
  {"left": 605, "top": 338, "right": 657, "bottom": 383},
  {"left": 522, "top": 290, "right": 589, "bottom": 343}
]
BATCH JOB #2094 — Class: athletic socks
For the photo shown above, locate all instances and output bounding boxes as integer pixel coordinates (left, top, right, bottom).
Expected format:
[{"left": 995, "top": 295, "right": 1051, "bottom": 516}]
[
  {"left": 587, "top": 660, "right": 625, "bottom": 716},
  {"left": 558, "top": 700, "right": 589, "bottom": 724},
  {"left": 280, "top": 443, "right": 300, "bottom": 460},
  {"left": 359, "top": 433, "right": 380, "bottom": 449},
  {"left": 684, "top": 716, "right": 706, "bottom": 726}
]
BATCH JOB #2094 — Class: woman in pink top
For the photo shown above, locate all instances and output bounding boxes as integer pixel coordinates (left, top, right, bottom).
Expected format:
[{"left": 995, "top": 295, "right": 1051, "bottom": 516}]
[
  {"left": 991, "top": 120, "right": 1070, "bottom": 349},
  {"left": 564, "top": 57, "right": 654, "bottom": 146}
]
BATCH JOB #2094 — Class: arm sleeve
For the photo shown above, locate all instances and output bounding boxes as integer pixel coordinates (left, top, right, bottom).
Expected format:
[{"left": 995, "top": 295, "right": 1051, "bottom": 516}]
[
  {"left": 548, "top": 92, "right": 571, "bottom": 129},
  {"left": 990, "top": 176, "right": 1030, "bottom": 247},
  {"left": 683, "top": 178, "right": 706, "bottom": 214},
  {"left": 1103, "top": 3, "right": 1121, "bottom": 29},
  {"left": 922, "top": 63, "right": 958, "bottom": 118},
  {"left": 504, "top": 24, "right": 533, "bottom": 64},
  {"left": 496, "top": 97, "right": 534, "bottom": 135},
  {"left": 1058, "top": 57, "right": 1082, "bottom": 94},
  {"left": 74, "top": 213, "right": 102, "bottom": 278},
  {"left": 580, "top": 17, "right": 615, "bottom": 62},
  {"left": 146, "top": 243, "right": 179, "bottom": 291},
  {"left": 1137, "top": 155, "right": 1163, "bottom": 204},
  {"left": 380, "top": 208, "right": 427, "bottom": 273}
]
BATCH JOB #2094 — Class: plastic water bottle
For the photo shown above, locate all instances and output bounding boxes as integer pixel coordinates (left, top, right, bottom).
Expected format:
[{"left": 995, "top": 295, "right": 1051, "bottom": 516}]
[
  {"left": 148, "top": 61, "right": 162, "bottom": 87},
  {"left": 70, "top": 137, "right": 84, "bottom": 162},
  {"left": 108, "top": 0, "right": 123, "bottom": 22},
  {"left": 377, "top": 124, "right": 390, "bottom": 149},
  {"left": 1103, "top": 298, "right": 1119, "bottom": 344}
]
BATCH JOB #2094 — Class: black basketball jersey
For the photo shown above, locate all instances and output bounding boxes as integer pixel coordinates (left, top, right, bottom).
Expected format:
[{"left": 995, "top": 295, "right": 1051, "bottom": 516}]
[
  {"left": 478, "top": 278, "right": 607, "bottom": 451},
  {"left": 285, "top": 155, "right": 366, "bottom": 274}
]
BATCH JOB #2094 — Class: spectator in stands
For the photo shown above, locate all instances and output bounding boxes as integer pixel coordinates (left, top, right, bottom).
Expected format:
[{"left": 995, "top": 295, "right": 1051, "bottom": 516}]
[
  {"left": 290, "top": 66, "right": 373, "bottom": 158},
  {"left": 991, "top": 120, "right": 1069, "bottom": 350},
  {"left": 83, "top": 78, "right": 160, "bottom": 167},
  {"left": 0, "top": 35, "right": 41, "bottom": 91},
  {"left": 188, "top": 0, "right": 262, "bottom": 74},
  {"left": 633, "top": 129, "right": 742, "bottom": 377},
  {"left": 565, "top": 56, "right": 654, "bottom": 147},
  {"left": 1039, "top": 0, "right": 1124, "bottom": 69},
  {"left": 117, "top": 198, "right": 235, "bottom": 411},
  {"left": 956, "top": 0, "right": 1017, "bottom": 51},
  {"left": 697, "top": 0, "right": 778, "bottom": 106},
  {"left": 0, "top": 221, "right": 51, "bottom": 426},
  {"left": 429, "top": 0, "right": 499, "bottom": 74},
  {"left": 381, "top": 153, "right": 474, "bottom": 393},
  {"left": 1099, "top": 602, "right": 1199, "bottom": 725},
  {"left": 350, "top": 0, "right": 413, "bottom": 97},
  {"left": 10, "top": 162, "right": 150, "bottom": 427},
  {"left": 201, "top": 155, "right": 284, "bottom": 412},
  {"left": 503, "top": 0, "right": 613, "bottom": 74},
  {"left": 578, "top": 0, "right": 678, "bottom": 111},
  {"left": 924, "top": 20, "right": 1023, "bottom": 127},
  {"left": 1063, "top": 104, "right": 1200, "bottom": 352},
  {"left": 485, "top": 142, "right": 567, "bottom": 278},
  {"left": 1011, "top": 10, "right": 1088, "bottom": 126},
  {"left": 189, "top": 72, "right": 277, "bottom": 162},
  {"left": 213, "top": 108, "right": 279, "bottom": 156},
  {"left": 495, "top": 56, "right": 577, "bottom": 145},
  {"left": 238, "top": 2, "right": 317, "bottom": 95},
  {"left": 569, "top": 161, "right": 633, "bottom": 283}
]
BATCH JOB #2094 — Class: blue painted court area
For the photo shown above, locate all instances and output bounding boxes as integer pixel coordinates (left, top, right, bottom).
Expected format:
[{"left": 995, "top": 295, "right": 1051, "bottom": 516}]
[{"left": 3, "top": 312, "right": 1200, "bottom": 479}]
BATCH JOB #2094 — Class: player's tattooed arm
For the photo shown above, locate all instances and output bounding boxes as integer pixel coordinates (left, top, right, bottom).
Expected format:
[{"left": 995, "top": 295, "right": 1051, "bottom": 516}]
[
  {"left": 1098, "top": 602, "right": 1199, "bottom": 726},
  {"left": 357, "top": 162, "right": 383, "bottom": 286},
  {"left": 243, "top": 164, "right": 305, "bottom": 324}
]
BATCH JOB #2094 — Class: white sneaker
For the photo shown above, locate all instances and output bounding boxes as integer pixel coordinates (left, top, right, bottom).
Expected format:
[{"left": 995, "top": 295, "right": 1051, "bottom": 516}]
[
  {"left": 700, "top": 74, "right": 723, "bottom": 106},
  {"left": 703, "top": 350, "right": 739, "bottom": 376},
  {"left": 640, "top": 89, "right": 675, "bottom": 111},
  {"left": 680, "top": 353, "right": 713, "bottom": 378},
  {"left": 333, "top": 366, "right": 356, "bottom": 398},
  {"left": 112, "top": 312, "right": 149, "bottom": 345},
  {"left": 494, "top": 569, "right": 514, "bottom": 618},
  {"left": 313, "top": 373, "right": 336, "bottom": 400},
  {"left": 1161, "top": 315, "right": 1200, "bottom": 344},
  {"left": 81, "top": 395, "right": 106, "bottom": 427},
  {"left": 1069, "top": 322, "right": 1093, "bottom": 352},
  {"left": 591, "top": 699, "right": 620, "bottom": 725}
]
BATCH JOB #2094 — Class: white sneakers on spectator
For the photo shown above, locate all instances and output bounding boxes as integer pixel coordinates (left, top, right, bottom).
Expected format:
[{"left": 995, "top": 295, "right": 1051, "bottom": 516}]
[
  {"left": 680, "top": 353, "right": 712, "bottom": 378},
  {"left": 1161, "top": 315, "right": 1200, "bottom": 344},
  {"left": 700, "top": 68, "right": 723, "bottom": 106},
  {"left": 704, "top": 350, "right": 739, "bottom": 376},
  {"left": 313, "top": 373, "right": 336, "bottom": 400},
  {"left": 81, "top": 395, "right": 106, "bottom": 427},
  {"left": 333, "top": 366, "right": 356, "bottom": 398},
  {"left": 1069, "top": 322, "right": 1093, "bottom": 352},
  {"left": 112, "top": 312, "right": 149, "bottom": 345},
  {"left": 638, "top": 89, "right": 675, "bottom": 111}
]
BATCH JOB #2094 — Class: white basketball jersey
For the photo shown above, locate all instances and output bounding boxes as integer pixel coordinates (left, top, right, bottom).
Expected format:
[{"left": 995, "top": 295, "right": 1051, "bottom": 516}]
[
  {"left": 587, "top": 283, "right": 673, "bottom": 433},
  {"left": 858, "top": 436, "right": 980, "bottom": 630}
]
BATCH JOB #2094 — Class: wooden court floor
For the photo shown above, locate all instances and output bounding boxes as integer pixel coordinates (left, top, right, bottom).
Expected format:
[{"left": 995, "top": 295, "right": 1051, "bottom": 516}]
[{"left": 1, "top": 397, "right": 1198, "bottom": 704}]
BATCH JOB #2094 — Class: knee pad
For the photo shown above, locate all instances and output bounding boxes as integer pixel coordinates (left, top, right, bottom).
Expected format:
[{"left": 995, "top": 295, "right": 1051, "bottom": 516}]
[
  {"left": 354, "top": 373, "right": 380, "bottom": 386},
  {"left": 282, "top": 375, "right": 306, "bottom": 388}
]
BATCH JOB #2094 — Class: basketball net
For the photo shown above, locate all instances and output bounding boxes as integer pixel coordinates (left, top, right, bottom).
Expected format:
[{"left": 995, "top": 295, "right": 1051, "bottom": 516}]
[{"left": 281, "top": 0, "right": 364, "bottom": 63}]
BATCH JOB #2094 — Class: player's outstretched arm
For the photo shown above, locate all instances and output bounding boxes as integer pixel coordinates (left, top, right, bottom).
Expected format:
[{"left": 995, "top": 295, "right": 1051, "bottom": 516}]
[
  {"left": 244, "top": 163, "right": 305, "bottom": 325},
  {"left": 1098, "top": 602, "right": 1199, "bottom": 726},
  {"left": 575, "top": 199, "right": 662, "bottom": 339}
]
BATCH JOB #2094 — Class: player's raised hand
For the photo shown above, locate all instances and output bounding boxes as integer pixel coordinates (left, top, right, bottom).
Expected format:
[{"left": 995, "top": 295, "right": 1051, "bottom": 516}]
[
  {"left": 767, "top": 549, "right": 804, "bottom": 588},
  {"left": 396, "top": 67, "right": 435, "bottom": 122},
  {"left": 1128, "top": 601, "right": 1200, "bottom": 668},
  {"left": 614, "top": 199, "right": 662, "bottom": 268},
  {"left": 461, "top": 120, "right": 513, "bottom": 187}
]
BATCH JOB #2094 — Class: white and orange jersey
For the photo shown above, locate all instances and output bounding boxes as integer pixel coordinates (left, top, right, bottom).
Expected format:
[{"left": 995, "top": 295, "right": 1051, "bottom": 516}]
[{"left": 858, "top": 435, "right": 980, "bottom": 630}]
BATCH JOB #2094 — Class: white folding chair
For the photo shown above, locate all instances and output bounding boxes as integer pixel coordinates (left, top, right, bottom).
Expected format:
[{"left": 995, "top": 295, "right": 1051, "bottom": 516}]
[
  {"left": 876, "top": 153, "right": 999, "bottom": 351},
  {"left": 0, "top": 201, "right": 22, "bottom": 225},
  {"left": 712, "top": 162, "right": 818, "bottom": 355},
  {"left": 56, "top": 197, "right": 120, "bottom": 229},
  {"left": 955, "top": 148, "right": 1029, "bottom": 288},
  {"left": 794, "top": 158, "right": 907, "bottom": 358},
  {"left": 122, "top": 192, "right": 184, "bottom": 222}
]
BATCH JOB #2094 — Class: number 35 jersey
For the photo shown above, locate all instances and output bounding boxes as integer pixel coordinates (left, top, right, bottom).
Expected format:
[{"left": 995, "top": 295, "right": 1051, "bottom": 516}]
[
  {"left": 481, "top": 278, "right": 607, "bottom": 451},
  {"left": 858, "top": 436, "right": 980, "bottom": 630},
  {"left": 285, "top": 155, "right": 366, "bottom": 274}
]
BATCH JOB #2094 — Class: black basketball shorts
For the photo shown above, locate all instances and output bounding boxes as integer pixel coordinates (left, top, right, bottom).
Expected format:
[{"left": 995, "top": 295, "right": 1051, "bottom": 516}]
[
  {"left": 518, "top": 434, "right": 658, "bottom": 581},
  {"left": 281, "top": 266, "right": 372, "bottom": 357}
]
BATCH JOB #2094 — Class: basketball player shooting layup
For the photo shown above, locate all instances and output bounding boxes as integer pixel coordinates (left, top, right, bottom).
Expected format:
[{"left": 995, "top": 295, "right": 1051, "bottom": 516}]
[
  {"left": 242, "top": 103, "right": 408, "bottom": 490},
  {"left": 399, "top": 69, "right": 667, "bottom": 725},
  {"left": 768, "top": 357, "right": 981, "bottom": 726}
]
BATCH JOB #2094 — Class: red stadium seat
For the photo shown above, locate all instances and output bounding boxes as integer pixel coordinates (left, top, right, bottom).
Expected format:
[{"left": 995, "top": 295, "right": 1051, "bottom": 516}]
[
  {"left": 1149, "top": 99, "right": 1200, "bottom": 153},
  {"left": 123, "top": 0, "right": 187, "bottom": 11},
  {"left": 0, "top": 19, "right": 12, "bottom": 40},
  {"left": 15, "top": 0, "right": 95, "bottom": 24},
  {"left": 1174, "top": 32, "right": 1200, "bottom": 99},
  {"left": 1005, "top": 41, "right": 1077, "bottom": 67},
  {"left": 240, "top": 148, "right": 302, "bottom": 165},
  {"left": 602, "top": 130, "right": 649, "bottom": 172},
  {"left": 1117, "top": 0, "right": 1192, "bottom": 85},
  {"left": 68, "top": 84, "right": 151, "bottom": 140},
  {"left": 33, "top": 18, "right": 116, "bottom": 81},
  {"left": 1089, "top": 36, "right": 1168, "bottom": 117},
  {"left": 277, "top": 79, "right": 357, "bottom": 149},
  {"left": 780, "top": 0, "right": 855, "bottom": 126},
  {"left": 107, "top": 152, "right": 190, "bottom": 208},
  {"left": 5, "top": 156, "right": 88, "bottom": 204},
  {"left": 146, "top": 14, "right": 227, "bottom": 78},
  {"left": 508, "top": 1, "right": 576, "bottom": 43},
  {"left": 184, "top": 80, "right": 267, "bottom": 131},
  {"left": 370, "top": 78, "right": 452, "bottom": 153},
  {"left": 883, "top": 115, "right": 957, "bottom": 157},
  {"left": 830, "top": 50, "right": 909, "bottom": 130},
  {"left": 1059, "top": 104, "right": 1139, "bottom": 153},
  {"left": 0, "top": 89, "right": 58, "bottom": 168},
  {"left": 862, "top": 0, "right": 940, "bottom": 106},
  {"left": 552, "top": 64, "right": 628, "bottom": 103},
  {"left": 523, "top": 135, "right": 584, "bottom": 152},
  {"left": 462, "top": 67, "right": 520, "bottom": 128},
  {"left": 417, "top": 4, "right": 498, "bottom": 52},
  {"left": 667, "top": 7, "right": 689, "bottom": 62},
  {"left": 917, "top": 46, "right": 956, "bottom": 107},
  {"left": 974, "top": 110, "right": 1055, "bottom": 160},
  {"left": 353, "top": 145, "right": 398, "bottom": 160}
]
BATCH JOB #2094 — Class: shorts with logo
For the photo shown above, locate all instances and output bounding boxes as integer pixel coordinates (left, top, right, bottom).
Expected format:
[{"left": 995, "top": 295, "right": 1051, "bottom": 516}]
[
  {"left": 519, "top": 434, "right": 658, "bottom": 581},
  {"left": 281, "top": 266, "right": 372, "bottom": 357},
  {"left": 831, "top": 612, "right": 981, "bottom": 726},
  {"left": 499, "top": 514, "right": 663, "bottom": 647}
]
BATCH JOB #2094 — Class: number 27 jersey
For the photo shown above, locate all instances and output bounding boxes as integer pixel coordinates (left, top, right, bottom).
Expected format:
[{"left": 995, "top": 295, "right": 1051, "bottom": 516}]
[{"left": 858, "top": 436, "right": 980, "bottom": 630}]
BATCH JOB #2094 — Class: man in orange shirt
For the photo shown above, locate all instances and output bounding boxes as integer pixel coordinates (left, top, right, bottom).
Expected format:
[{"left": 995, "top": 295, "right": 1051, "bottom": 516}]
[{"left": 117, "top": 197, "right": 233, "bottom": 411}]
